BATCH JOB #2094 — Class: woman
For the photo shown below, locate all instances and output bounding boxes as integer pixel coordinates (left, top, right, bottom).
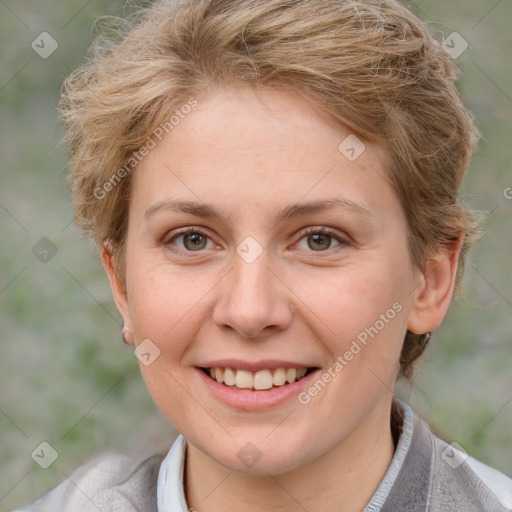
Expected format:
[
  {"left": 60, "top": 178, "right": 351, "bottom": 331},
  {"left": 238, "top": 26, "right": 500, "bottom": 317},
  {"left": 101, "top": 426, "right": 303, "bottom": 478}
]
[{"left": 14, "top": 0, "right": 512, "bottom": 510}]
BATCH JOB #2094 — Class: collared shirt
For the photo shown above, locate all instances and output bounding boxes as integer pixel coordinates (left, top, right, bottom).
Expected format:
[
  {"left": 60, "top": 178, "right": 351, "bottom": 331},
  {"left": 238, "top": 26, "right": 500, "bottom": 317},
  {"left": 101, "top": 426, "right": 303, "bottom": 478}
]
[{"left": 13, "top": 401, "right": 512, "bottom": 511}]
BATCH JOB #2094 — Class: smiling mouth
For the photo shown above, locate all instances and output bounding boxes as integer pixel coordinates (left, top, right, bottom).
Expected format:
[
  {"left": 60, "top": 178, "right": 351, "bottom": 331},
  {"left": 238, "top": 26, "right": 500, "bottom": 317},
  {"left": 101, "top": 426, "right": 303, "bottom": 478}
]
[{"left": 200, "top": 366, "right": 318, "bottom": 391}]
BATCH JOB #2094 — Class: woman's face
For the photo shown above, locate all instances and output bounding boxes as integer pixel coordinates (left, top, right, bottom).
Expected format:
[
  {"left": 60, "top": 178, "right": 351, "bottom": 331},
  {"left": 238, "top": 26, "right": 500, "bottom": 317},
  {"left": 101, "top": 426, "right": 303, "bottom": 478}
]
[{"left": 108, "top": 87, "right": 429, "bottom": 474}]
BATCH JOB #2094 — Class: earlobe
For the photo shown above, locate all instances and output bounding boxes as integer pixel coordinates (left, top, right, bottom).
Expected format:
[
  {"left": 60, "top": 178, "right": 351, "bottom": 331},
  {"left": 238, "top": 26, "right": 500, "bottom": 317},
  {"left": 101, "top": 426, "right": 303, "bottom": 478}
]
[
  {"left": 101, "top": 244, "right": 134, "bottom": 344},
  {"left": 407, "top": 235, "right": 463, "bottom": 336},
  {"left": 121, "top": 323, "right": 134, "bottom": 345}
]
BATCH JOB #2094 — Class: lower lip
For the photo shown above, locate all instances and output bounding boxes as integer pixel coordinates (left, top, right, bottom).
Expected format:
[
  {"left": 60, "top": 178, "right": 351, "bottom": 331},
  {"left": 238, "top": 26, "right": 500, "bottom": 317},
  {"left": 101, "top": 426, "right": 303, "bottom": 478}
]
[{"left": 195, "top": 368, "right": 320, "bottom": 411}]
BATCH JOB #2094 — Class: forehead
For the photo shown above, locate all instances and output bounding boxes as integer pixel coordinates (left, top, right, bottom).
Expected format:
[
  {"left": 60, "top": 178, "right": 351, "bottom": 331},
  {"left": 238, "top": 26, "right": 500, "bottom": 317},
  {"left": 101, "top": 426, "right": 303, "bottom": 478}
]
[{"left": 130, "top": 86, "right": 396, "bottom": 222}]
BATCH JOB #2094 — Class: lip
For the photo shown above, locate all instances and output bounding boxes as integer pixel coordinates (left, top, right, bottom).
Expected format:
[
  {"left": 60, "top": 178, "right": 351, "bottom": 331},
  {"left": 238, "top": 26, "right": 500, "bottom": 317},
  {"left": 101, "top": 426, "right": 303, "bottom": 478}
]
[
  {"left": 195, "top": 366, "right": 321, "bottom": 411},
  {"left": 197, "top": 359, "right": 317, "bottom": 372}
]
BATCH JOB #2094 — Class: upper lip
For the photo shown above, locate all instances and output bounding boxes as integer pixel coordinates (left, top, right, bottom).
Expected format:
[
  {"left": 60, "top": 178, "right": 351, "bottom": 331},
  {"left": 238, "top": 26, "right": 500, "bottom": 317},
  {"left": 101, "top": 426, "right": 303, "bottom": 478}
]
[{"left": 197, "top": 359, "right": 320, "bottom": 372}]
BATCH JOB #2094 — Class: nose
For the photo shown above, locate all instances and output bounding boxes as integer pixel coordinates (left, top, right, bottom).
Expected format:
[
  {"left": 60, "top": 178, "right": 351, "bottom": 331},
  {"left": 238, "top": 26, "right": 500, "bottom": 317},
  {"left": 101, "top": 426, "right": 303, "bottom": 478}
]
[{"left": 212, "top": 252, "right": 293, "bottom": 340}]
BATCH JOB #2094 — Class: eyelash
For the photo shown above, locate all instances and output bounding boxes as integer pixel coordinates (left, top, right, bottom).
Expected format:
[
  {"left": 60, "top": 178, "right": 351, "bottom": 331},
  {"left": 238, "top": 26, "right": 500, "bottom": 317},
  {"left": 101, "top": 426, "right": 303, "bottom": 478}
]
[
  {"left": 163, "top": 226, "right": 351, "bottom": 255},
  {"left": 300, "top": 226, "right": 350, "bottom": 247}
]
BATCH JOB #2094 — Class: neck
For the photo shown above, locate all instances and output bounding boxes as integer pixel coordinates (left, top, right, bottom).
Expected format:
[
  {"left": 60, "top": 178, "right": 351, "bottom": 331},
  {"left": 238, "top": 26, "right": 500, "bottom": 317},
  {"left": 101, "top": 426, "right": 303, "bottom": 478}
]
[{"left": 184, "top": 397, "right": 398, "bottom": 512}]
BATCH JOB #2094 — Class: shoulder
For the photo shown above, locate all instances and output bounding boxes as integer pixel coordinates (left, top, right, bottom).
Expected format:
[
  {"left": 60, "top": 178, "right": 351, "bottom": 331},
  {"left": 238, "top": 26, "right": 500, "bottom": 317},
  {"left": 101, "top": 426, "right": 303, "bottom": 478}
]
[
  {"left": 385, "top": 402, "right": 512, "bottom": 512},
  {"left": 428, "top": 425, "right": 512, "bottom": 511},
  {"left": 465, "top": 455, "right": 512, "bottom": 509},
  {"left": 12, "top": 451, "right": 164, "bottom": 512}
]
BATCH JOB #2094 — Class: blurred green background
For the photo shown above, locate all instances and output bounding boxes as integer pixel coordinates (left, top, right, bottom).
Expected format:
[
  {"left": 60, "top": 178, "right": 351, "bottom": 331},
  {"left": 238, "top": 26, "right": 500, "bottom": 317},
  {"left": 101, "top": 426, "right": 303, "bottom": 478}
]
[{"left": 1, "top": 0, "right": 511, "bottom": 509}]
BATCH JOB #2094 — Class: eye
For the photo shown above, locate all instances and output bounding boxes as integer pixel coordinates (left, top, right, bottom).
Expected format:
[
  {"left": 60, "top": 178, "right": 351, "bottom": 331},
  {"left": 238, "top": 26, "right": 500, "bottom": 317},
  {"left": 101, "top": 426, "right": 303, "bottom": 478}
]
[
  {"left": 163, "top": 226, "right": 350, "bottom": 255},
  {"left": 164, "top": 228, "right": 216, "bottom": 252},
  {"left": 295, "top": 227, "right": 349, "bottom": 252}
]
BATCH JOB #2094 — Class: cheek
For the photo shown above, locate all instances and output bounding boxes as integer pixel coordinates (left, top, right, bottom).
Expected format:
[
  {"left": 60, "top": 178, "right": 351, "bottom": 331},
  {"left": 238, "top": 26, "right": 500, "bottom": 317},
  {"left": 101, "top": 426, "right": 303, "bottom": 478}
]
[
  {"left": 126, "top": 261, "right": 216, "bottom": 355},
  {"left": 295, "top": 261, "right": 410, "bottom": 398},
  {"left": 125, "top": 264, "right": 207, "bottom": 425},
  {"left": 298, "top": 260, "right": 407, "bottom": 338},
  {"left": 292, "top": 264, "right": 407, "bottom": 422}
]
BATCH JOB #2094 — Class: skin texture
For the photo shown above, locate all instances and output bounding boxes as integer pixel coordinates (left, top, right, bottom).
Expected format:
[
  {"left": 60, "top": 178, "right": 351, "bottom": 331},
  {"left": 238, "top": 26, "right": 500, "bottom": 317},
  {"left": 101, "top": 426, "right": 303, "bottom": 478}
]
[{"left": 102, "top": 87, "right": 461, "bottom": 512}]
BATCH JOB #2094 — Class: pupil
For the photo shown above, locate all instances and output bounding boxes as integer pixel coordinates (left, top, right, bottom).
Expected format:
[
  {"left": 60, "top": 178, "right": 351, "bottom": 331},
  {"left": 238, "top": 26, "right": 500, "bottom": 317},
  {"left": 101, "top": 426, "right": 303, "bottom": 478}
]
[
  {"left": 308, "top": 233, "right": 331, "bottom": 251},
  {"left": 185, "top": 233, "right": 206, "bottom": 251}
]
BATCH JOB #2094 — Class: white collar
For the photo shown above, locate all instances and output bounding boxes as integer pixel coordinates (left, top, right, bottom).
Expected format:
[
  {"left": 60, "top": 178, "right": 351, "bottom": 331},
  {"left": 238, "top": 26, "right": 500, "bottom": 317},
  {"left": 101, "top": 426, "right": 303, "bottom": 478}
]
[{"left": 157, "top": 434, "right": 189, "bottom": 512}]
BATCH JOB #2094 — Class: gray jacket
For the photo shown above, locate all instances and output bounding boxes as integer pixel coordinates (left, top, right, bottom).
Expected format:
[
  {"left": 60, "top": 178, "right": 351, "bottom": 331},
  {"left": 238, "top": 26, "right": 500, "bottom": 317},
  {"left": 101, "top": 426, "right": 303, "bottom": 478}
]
[{"left": 12, "top": 404, "right": 512, "bottom": 511}]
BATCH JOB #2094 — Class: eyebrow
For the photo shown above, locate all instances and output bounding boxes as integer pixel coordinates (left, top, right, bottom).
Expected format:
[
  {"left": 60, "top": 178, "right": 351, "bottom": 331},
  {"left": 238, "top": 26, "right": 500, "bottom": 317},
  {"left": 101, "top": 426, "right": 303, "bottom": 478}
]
[{"left": 144, "top": 198, "right": 371, "bottom": 224}]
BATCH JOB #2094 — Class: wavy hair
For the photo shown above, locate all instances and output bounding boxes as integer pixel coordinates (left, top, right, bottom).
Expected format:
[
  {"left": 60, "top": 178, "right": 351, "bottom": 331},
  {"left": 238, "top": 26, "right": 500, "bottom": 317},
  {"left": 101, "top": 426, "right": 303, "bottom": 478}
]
[{"left": 59, "top": 0, "right": 481, "bottom": 379}]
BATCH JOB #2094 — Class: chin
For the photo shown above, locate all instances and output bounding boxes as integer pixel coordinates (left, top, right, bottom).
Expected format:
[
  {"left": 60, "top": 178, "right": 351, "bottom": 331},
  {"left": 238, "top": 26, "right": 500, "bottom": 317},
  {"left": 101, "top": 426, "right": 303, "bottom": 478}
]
[{"left": 199, "top": 432, "right": 317, "bottom": 475}]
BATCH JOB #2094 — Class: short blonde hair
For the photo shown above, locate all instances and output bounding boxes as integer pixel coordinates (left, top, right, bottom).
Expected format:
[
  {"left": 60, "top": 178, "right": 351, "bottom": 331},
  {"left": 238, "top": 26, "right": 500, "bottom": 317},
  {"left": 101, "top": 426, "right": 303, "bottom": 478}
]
[{"left": 59, "top": 0, "right": 481, "bottom": 379}]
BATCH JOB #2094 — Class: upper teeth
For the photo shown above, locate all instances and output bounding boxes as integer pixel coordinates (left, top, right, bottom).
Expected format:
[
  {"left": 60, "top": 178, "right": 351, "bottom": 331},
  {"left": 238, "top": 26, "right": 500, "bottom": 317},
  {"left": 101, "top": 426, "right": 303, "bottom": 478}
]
[{"left": 209, "top": 367, "right": 308, "bottom": 390}]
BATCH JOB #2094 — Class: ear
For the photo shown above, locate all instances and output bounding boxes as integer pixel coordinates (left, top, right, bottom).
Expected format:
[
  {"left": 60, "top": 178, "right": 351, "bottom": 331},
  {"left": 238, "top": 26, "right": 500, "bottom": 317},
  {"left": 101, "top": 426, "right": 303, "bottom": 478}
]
[
  {"left": 101, "top": 244, "right": 134, "bottom": 345},
  {"left": 407, "top": 235, "right": 463, "bottom": 335}
]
